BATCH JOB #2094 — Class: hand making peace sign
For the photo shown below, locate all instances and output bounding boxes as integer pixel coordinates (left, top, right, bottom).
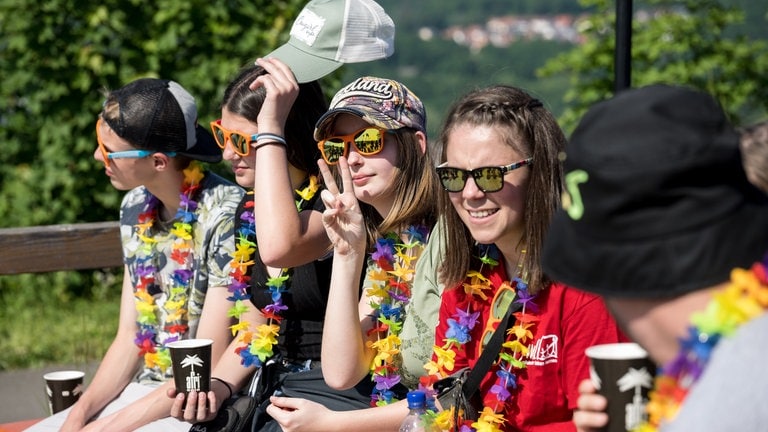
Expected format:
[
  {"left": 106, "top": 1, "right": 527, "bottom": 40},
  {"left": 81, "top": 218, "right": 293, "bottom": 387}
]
[{"left": 317, "top": 156, "right": 367, "bottom": 258}]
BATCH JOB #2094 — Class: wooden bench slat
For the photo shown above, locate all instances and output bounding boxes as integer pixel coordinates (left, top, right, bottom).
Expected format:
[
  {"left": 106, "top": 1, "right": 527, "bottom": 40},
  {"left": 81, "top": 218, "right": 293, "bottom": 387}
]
[{"left": 0, "top": 221, "right": 123, "bottom": 275}]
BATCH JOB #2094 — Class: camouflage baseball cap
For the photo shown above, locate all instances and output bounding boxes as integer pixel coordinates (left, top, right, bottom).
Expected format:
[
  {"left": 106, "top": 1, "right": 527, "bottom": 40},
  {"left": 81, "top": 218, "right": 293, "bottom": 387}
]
[{"left": 313, "top": 76, "right": 426, "bottom": 140}]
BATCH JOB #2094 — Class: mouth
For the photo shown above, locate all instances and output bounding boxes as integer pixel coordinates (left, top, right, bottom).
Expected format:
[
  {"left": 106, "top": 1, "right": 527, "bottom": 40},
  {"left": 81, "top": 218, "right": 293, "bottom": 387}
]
[{"left": 467, "top": 208, "right": 499, "bottom": 218}]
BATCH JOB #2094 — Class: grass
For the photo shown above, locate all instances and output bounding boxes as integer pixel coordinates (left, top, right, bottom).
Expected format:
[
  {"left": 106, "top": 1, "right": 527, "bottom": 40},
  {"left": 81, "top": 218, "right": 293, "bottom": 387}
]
[{"left": 0, "top": 272, "right": 121, "bottom": 371}]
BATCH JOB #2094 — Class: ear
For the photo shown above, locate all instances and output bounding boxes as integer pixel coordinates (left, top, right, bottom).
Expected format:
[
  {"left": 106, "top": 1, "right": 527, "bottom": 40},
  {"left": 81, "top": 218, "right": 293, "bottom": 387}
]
[
  {"left": 152, "top": 153, "right": 171, "bottom": 171},
  {"left": 415, "top": 131, "right": 428, "bottom": 155}
]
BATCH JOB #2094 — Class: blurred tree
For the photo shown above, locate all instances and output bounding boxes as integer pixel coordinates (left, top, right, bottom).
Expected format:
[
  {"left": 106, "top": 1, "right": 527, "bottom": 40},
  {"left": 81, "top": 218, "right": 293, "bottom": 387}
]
[
  {"left": 0, "top": 0, "right": 308, "bottom": 229},
  {"left": 538, "top": 0, "right": 768, "bottom": 133}
]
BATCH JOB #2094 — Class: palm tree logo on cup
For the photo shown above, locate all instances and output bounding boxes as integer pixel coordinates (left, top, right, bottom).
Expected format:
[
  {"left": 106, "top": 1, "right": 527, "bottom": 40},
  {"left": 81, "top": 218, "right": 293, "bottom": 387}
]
[
  {"left": 617, "top": 367, "right": 654, "bottom": 430},
  {"left": 181, "top": 354, "right": 205, "bottom": 392}
]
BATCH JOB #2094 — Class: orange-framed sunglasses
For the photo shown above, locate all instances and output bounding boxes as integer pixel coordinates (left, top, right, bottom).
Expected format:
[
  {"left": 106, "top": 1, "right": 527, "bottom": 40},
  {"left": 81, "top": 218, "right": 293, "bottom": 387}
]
[
  {"left": 476, "top": 282, "right": 518, "bottom": 356},
  {"left": 210, "top": 120, "right": 259, "bottom": 157},
  {"left": 317, "top": 126, "right": 390, "bottom": 165},
  {"left": 96, "top": 118, "right": 175, "bottom": 169}
]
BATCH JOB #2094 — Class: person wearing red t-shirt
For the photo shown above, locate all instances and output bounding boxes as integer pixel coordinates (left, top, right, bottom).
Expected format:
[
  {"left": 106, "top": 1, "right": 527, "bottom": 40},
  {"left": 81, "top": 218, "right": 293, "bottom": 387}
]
[{"left": 427, "top": 85, "right": 625, "bottom": 432}]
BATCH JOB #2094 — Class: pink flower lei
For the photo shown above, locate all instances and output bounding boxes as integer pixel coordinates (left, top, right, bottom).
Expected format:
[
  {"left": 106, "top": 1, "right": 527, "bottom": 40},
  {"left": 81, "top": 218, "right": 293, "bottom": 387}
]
[
  {"left": 423, "top": 244, "right": 538, "bottom": 432},
  {"left": 227, "top": 176, "right": 320, "bottom": 368},
  {"left": 366, "top": 224, "right": 430, "bottom": 406},
  {"left": 133, "top": 161, "right": 205, "bottom": 373}
]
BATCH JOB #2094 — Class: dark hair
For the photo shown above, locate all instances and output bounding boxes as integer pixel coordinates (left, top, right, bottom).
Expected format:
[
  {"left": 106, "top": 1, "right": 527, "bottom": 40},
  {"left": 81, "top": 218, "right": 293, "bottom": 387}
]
[
  {"left": 740, "top": 119, "right": 768, "bottom": 194},
  {"left": 358, "top": 128, "right": 439, "bottom": 244},
  {"left": 436, "top": 85, "right": 566, "bottom": 293},
  {"left": 220, "top": 64, "right": 328, "bottom": 174},
  {"left": 100, "top": 98, "right": 193, "bottom": 169}
]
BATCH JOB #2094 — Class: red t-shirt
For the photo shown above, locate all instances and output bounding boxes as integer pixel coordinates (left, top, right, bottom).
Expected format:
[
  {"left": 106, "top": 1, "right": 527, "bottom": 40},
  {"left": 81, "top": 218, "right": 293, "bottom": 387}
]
[{"left": 435, "top": 264, "right": 627, "bottom": 431}]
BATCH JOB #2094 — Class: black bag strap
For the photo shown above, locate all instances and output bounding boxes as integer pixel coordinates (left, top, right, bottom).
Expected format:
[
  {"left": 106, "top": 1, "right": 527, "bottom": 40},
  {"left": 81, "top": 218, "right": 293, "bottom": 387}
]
[{"left": 462, "top": 299, "right": 522, "bottom": 397}]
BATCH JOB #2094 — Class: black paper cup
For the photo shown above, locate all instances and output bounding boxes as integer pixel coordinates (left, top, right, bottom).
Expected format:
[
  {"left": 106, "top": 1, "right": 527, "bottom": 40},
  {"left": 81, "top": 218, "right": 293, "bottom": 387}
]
[
  {"left": 168, "top": 338, "right": 213, "bottom": 394},
  {"left": 44, "top": 370, "right": 85, "bottom": 414},
  {"left": 585, "top": 342, "right": 656, "bottom": 432}
]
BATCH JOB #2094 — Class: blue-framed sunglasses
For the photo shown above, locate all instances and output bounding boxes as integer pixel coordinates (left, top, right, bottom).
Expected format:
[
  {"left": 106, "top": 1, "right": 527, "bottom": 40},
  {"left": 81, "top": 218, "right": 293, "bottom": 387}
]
[{"left": 96, "top": 118, "right": 176, "bottom": 168}]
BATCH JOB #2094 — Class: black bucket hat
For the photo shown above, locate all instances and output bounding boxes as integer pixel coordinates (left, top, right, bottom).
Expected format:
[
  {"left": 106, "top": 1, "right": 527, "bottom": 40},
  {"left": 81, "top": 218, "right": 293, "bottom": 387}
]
[
  {"left": 542, "top": 84, "right": 768, "bottom": 299},
  {"left": 103, "top": 78, "right": 221, "bottom": 163}
]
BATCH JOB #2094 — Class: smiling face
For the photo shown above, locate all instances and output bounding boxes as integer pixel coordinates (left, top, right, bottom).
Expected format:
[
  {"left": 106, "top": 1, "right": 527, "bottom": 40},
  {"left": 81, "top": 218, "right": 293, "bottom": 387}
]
[
  {"left": 219, "top": 108, "right": 257, "bottom": 188},
  {"left": 444, "top": 123, "right": 530, "bottom": 257},
  {"left": 328, "top": 113, "right": 399, "bottom": 217}
]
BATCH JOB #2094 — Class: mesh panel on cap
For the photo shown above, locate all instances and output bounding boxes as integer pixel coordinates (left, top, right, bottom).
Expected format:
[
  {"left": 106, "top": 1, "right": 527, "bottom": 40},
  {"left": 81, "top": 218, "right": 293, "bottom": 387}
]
[
  {"left": 337, "top": 0, "right": 395, "bottom": 62},
  {"left": 115, "top": 80, "right": 187, "bottom": 152}
]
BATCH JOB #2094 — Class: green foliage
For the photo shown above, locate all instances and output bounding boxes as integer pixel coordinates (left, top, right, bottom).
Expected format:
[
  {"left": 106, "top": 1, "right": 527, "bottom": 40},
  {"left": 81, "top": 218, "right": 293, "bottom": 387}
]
[
  {"left": 0, "top": 0, "right": 307, "bottom": 231},
  {"left": 538, "top": 0, "right": 768, "bottom": 133},
  {"left": 0, "top": 0, "right": 309, "bottom": 368},
  {"left": 0, "top": 270, "right": 122, "bottom": 369}
]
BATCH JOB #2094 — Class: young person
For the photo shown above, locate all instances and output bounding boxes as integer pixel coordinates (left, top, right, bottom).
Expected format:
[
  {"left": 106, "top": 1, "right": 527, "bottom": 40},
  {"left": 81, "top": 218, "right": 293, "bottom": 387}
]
[
  {"left": 259, "top": 76, "right": 443, "bottom": 431},
  {"left": 425, "top": 85, "right": 626, "bottom": 432},
  {"left": 542, "top": 85, "right": 768, "bottom": 432},
  {"left": 170, "top": 61, "right": 379, "bottom": 432},
  {"left": 29, "top": 78, "right": 245, "bottom": 432}
]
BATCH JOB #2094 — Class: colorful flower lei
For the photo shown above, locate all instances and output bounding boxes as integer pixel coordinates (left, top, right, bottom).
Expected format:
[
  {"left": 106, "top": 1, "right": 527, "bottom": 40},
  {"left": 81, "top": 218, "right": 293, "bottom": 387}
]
[
  {"left": 228, "top": 176, "right": 320, "bottom": 367},
  {"left": 366, "top": 224, "right": 430, "bottom": 406},
  {"left": 633, "top": 255, "right": 768, "bottom": 431},
  {"left": 423, "top": 244, "right": 537, "bottom": 432},
  {"left": 133, "top": 161, "right": 205, "bottom": 373}
]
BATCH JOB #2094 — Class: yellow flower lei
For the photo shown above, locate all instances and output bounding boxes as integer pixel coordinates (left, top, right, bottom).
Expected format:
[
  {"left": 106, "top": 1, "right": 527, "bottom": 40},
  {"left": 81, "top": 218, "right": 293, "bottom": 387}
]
[
  {"left": 634, "top": 257, "right": 768, "bottom": 431},
  {"left": 227, "top": 176, "right": 319, "bottom": 367},
  {"left": 134, "top": 161, "right": 204, "bottom": 373}
]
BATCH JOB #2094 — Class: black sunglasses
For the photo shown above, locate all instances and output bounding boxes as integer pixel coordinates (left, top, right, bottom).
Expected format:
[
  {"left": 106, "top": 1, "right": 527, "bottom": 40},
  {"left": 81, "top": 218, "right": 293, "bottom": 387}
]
[{"left": 435, "top": 158, "right": 533, "bottom": 192}]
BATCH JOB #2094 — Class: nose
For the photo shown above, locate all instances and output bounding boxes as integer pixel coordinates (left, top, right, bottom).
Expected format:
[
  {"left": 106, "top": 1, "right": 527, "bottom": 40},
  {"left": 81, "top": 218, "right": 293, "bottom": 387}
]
[
  {"left": 346, "top": 142, "right": 364, "bottom": 165},
  {"left": 94, "top": 146, "right": 108, "bottom": 168},
  {"left": 461, "top": 176, "right": 486, "bottom": 199},
  {"left": 221, "top": 140, "right": 238, "bottom": 161}
]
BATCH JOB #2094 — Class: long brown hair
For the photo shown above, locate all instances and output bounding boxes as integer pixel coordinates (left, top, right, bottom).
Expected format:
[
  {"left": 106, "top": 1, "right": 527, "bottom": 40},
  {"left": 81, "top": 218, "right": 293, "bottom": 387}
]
[
  {"left": 357, "top": 127, "right": 439, "bottom": 246},
  {"left": 436, "top": 85, "right": 565, "bottom": 293}
]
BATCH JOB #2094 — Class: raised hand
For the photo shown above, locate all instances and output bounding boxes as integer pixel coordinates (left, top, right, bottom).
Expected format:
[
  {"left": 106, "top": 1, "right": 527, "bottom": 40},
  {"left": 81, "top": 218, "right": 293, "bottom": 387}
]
[
  {"left": 250, "top": 57, "right": 299, "bottom": 135},
  {"left": 318, "top": 157, "right": 367, "bottom": 257}
]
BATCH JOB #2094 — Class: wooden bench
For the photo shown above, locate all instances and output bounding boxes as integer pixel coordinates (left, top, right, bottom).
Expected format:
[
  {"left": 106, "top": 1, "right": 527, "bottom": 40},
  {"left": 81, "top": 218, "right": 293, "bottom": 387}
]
[
  {"left": 0, "top": 221, "right": 122, "bottom": 275},
  {"left": 0, "top": 222, "right": 122, "bottom": 429}
]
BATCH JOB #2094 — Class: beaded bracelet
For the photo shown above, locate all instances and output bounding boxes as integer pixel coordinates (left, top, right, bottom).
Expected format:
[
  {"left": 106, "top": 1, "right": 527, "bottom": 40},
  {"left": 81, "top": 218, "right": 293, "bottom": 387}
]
[{"left": 211, "top": 377, "right": 233, "bottom": 399}]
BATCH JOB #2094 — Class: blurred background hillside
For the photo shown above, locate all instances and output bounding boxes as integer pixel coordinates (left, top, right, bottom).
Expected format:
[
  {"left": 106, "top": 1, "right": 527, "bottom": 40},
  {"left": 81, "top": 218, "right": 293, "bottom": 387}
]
[{"left": 1, "top": 0, "right": 766, "bottom": 370}]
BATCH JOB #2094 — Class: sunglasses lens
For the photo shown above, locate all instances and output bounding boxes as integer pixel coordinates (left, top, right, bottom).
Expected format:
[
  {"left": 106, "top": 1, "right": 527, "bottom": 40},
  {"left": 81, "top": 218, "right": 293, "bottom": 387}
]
[
  {"left": 231, "top": 133, "right": 250, "bottom": 155},
  {"left": 212, "top": 127, "right": 226, "bottom": 149},
  {"left": 474, "top": 167, "right": 504, "bottom": 192},
  {"left": 321, "top": 139, "right": 346, "bottom": 164},
  {"left": 437, "top": 168, "right": 467, "bottom": 192},
  {"left": 353, "top": 128, "right": 384, "bottom": 155}
]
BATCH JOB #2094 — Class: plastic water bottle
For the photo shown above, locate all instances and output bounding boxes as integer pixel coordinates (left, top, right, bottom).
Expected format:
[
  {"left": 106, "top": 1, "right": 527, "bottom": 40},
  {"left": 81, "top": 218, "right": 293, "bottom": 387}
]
[{"left": 399, "top": 390, "right": 427, "bottom": 432}]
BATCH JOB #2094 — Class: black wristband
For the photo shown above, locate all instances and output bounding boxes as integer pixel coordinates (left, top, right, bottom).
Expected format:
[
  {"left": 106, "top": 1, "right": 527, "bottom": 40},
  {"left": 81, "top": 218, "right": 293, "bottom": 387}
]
[
  {"left": 253, "top": 140, "right": 287, "bottom": 151},
  {"left": 211, "top": 377, "right": 233, "bottom": 399}
]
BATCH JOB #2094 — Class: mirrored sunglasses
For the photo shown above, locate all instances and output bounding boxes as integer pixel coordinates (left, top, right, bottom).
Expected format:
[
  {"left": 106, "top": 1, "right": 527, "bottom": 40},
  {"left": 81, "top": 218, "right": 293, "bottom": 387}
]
[
  {"left": 210, "top": 120, "right": 259, "bottom": 157},
  {"left": 435, "top": 158, "right": 533, "bottom": 193},
  {"left": 317, "top": 126, "right": 389, "bottom": 165},
  {"left": 96, "top": 118, "right": 175, "bottom": 168}
]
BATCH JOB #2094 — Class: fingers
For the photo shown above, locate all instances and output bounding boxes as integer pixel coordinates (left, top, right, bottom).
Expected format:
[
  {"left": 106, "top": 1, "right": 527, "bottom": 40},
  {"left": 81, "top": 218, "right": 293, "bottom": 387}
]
[
  {"left": 578, "top": 378, "right": 598, "bottom": 394},
  {"left": 573, "top": 383, "right": 609, "bottom": 432},
  {"left": 177, "top": 390, "right": 213, "bottom": 422},
  {"left": 318, "top": 159, "right": 339, "bottom": 195},
  {"left": 170, "top": 391, "right": 186, "bottom": 419},
  {"left": 573, "top": 409, "right": 609, "bottom": 432},
  {"left": 336, "top": 157, "right": 355, "bottom": 197},
  {"left": 251, "top": 57, "right": 299, "bottom": 92},
  {"left": 196, "top": 391, "right": 209, "bottom": 421}
]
